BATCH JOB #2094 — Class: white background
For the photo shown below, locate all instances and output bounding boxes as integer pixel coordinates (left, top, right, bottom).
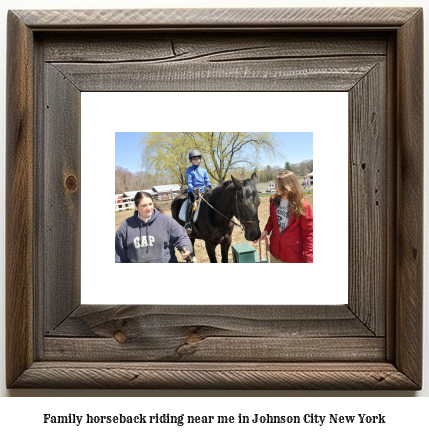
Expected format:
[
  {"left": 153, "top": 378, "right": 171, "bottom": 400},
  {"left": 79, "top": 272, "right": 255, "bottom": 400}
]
[
  {"left": 0, "top": 0, "right": 427, "bottom": 424},
  {"left": 82, "top": 92, "right": 348, "bottom": 305}
]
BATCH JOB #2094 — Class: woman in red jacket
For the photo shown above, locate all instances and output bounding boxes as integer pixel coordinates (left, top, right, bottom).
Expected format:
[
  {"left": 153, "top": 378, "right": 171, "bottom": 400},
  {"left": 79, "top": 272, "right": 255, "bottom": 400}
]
[{"left": 255, "top": 170, "right": 313, "bottom": 263}]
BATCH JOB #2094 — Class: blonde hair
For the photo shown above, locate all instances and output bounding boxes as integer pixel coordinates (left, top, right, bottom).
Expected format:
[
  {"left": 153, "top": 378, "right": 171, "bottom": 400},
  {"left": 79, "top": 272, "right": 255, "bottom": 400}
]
[{"left": 271, "top": 171, "right": 306, "bottom": 220}]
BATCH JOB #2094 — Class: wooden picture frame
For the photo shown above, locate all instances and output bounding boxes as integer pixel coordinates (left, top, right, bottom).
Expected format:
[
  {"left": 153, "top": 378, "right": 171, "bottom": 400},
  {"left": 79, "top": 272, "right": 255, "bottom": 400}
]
[{"left": 6, "top": 7, "right": 423, "bottom": 389}]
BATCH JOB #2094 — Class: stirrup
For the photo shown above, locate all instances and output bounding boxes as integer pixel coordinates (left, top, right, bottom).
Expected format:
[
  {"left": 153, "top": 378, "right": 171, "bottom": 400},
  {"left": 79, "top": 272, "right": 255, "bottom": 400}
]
[{"left": 184, "top": 223, "right": 192, "bottom": 235}]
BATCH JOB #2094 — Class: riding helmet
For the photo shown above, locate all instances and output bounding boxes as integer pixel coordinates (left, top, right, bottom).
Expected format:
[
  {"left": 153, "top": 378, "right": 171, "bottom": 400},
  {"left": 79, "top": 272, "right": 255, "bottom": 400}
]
[{"left": 188, "top": 150, "right": 202, "bottom": 161}]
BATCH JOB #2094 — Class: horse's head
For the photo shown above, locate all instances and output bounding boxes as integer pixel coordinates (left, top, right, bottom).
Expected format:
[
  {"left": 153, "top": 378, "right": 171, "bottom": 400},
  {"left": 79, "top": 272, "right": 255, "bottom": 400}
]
[{"left": 231, "top": 172, "right": 262, "bottom": 242}]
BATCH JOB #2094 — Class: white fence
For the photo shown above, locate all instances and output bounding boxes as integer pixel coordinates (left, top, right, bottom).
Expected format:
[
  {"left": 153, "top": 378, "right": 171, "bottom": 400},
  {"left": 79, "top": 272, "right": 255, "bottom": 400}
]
[
  {"left": 301, "top": 180, "right": 313, "bottom": 193},
  {"left": 115, "top": 190, "right": 180, "bottom": 212},
  {"left": 115, "top": 183, "right": 313, "bottom": 212},
  {"left": 256, "top": 182, "right": 313, "bottom": 195}
]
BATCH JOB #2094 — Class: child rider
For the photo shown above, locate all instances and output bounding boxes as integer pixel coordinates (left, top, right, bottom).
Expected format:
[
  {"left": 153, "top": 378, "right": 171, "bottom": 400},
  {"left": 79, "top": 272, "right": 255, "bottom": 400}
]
[{"left": 184, "top": 150, "right": 212, "bottom": 235}]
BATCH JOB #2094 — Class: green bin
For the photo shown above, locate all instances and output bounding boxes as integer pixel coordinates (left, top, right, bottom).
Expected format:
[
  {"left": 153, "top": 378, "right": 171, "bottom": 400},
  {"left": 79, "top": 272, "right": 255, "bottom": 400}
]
[{"left": 232, "top": 242, "right": 267, "bottom": 263}]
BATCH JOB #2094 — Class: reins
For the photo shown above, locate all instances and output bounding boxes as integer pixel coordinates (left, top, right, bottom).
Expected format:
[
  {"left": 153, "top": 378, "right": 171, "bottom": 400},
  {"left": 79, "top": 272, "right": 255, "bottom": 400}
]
[
  {"left": 199, "top": 193, "right": 244, "bottom": 230},
  {"left": 197, "top": 189, "right": 259, "bottom": 232}
]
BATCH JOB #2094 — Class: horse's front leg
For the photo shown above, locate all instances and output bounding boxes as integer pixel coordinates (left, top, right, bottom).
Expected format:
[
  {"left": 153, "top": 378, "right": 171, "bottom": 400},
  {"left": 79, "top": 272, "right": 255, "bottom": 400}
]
[
  {"left": 190, "top": 238, "right": 197, "bottom": 263},
  {"left": 220, "top": 235, "right": 232, "bottom": 263},
  {"left": 205, "top": 241, "right": 218, "bottom": 263}
]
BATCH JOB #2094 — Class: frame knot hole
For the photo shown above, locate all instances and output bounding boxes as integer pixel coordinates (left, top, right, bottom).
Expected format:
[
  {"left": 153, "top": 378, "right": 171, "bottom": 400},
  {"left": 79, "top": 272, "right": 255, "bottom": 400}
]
[
  {"left": 65, "top": 174, "right": 78, "bottom": 194},
  {"left": 114, "top": 331, "right": 128, "bottom": 343},
  {"left": 186, "top": 333, "right": 203, "bottom": 344}
]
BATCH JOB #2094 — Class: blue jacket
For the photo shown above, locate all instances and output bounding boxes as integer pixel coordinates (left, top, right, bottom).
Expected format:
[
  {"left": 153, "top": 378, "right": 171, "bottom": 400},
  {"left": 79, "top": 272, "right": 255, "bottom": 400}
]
[
  {"left": 115, "top": 209, "right": 192, "bottom": 263},
  {"left": 186, "top": 165, "right": 211, "bottom": 193}
]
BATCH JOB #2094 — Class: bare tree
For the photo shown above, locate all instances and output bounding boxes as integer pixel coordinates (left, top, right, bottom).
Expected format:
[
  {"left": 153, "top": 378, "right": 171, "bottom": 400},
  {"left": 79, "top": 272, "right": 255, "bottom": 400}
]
[
  {"left": 140, "top": 132, "right": 194, "bottom": 186},
  {"left": 184, "top": 132, "right": 282, "bottom": 183},
  {"left": 115, "top": 166, "right": 134, "bottom": 193}
]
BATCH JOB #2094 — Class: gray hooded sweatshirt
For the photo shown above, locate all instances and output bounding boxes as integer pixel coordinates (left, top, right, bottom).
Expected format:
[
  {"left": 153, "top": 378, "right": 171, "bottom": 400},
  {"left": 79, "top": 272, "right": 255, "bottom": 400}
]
[{"left": 115, "top": 209, "right": 192, "bottom": 263}]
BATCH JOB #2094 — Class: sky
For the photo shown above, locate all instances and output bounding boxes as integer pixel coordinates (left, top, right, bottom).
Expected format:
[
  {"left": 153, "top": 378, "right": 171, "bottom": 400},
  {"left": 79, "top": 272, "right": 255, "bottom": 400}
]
[{"left": 115, "top": 132, "right": 313, "bottom": 174}]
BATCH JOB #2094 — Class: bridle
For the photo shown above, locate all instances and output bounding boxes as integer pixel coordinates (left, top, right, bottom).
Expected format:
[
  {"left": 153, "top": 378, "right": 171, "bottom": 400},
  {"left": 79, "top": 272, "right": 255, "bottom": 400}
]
[
  {"left": 234, "top": 192, "right": 260, "bottom": 231},
  {"left": 198, "top": 189, "right": 259, "bottom": 232}
]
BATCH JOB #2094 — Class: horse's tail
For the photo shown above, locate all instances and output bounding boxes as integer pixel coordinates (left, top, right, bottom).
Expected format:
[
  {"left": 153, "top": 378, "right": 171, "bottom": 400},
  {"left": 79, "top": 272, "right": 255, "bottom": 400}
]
[
  {"left": 171, "top": 193, "right": 187, "bottom": 223},
  {"left": 170, "top": 196, "right": 181, "bottom": 220}
]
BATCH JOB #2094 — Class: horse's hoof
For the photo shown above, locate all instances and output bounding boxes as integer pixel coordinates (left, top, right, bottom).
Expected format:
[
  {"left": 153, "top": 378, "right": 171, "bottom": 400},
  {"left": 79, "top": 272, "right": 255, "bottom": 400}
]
[{"left": 192, "top": 257, "right": 197, "bottom": 263}]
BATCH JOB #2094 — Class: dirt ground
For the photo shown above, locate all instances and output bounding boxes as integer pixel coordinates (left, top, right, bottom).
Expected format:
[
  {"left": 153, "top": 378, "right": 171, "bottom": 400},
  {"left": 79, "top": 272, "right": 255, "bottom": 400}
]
[{"left": 115, "top": 194, "right": 313, "bottom": 263}]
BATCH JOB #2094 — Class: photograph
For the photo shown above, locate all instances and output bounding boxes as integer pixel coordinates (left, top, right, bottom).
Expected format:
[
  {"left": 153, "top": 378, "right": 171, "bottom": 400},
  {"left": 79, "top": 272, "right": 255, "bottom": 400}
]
[{"left": 114, "top": 132, "right": 314, "bottom": 264}]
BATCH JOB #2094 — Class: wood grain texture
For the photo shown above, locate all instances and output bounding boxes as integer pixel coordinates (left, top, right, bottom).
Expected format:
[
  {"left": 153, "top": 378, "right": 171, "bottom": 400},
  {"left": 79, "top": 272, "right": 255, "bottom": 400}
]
[
  {"left": 384, "top": 33, "right": 398, "bottom": 364},
  {"left": 14, "top": 8, "right": 421, "bottom": 29},
  {"left": 43, "top": 305, "right": 381, "bottom": 362},
  {"left": 52, "top": 56, "right": 383, "bottom": 92},
  {"left": 33, "top": 37, "right": 47, "bottom": 361},
  {"left": 44, "top": 337, "right": 385, "bottom": 362},
  {"left": 48, "top": 305, "right": 374, "bottom": 338},
  {"left": 395, "top": 9, "right": 424, "bottom": 388},
  {"left": 42, "top": 33, "right": 388, "bottom": 63},
  {"left": 43, "top": 64, "right": 81, "bottom": 333},
  {"left": 5, "top": 11, "right": 34, "bottom": 388},
  {"left": 348, "top": 62, "right": 386, "bottom": 335},
  {"left": 6, "top": 7, "right": 423, "bottom": 390},
  {"left": 11, "top": 362, "right": 419, "bottom": 390}
]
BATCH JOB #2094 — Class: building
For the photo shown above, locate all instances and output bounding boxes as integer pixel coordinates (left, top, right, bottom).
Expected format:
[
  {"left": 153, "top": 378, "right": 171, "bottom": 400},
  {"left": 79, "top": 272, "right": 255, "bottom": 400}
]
[
  {"left": 115, "top": 185, "right": 181, "bottom": 209},
  {"left": 121, "top": 189, "right": 155, "bottom": 200},
  {"left": 152, "top": 184, "right": 181, "bottom": 200}
]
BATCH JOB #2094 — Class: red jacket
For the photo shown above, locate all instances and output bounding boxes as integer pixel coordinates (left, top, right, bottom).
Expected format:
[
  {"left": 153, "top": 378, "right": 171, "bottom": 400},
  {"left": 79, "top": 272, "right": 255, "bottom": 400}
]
[{"left": 265, "top": 198, "right": 313, "bottom": 263}]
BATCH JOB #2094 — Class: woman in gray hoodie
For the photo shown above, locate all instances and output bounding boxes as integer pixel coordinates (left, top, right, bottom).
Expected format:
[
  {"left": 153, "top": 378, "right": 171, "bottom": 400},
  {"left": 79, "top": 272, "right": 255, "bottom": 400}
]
[{"left": 115, "top": 191, "right": 192, "bottom": 263}]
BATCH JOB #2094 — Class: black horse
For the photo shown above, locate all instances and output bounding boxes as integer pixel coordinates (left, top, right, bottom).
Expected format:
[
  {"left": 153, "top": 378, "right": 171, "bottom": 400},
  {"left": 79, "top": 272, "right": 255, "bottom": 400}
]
[{"left": 171, "top": 172, "right": 262, "bottom": 263}]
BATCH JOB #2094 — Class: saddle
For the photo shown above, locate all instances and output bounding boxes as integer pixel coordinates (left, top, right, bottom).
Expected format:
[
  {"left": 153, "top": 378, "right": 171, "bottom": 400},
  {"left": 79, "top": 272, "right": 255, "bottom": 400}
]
[{"left": 179, "top": 197, "right": 202, "bottom": 222}]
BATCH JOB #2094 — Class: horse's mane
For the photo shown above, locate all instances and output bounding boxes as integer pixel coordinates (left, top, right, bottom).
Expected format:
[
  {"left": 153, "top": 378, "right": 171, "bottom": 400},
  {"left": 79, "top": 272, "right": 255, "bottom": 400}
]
[
  {"left": 208, "top": 180, "right": 233, "bottom": 196},
  {"left": 218, "top": 180, "right": 233, "bottom": 188},
  {"left": 212, "top": 178, "right": 256, "bottom": 193},
  {"left": 208, "top": 177, "right": 256, "bottom": 204},
  {"left": 205, "top": 180, "right": 234, "bottom": 204}
]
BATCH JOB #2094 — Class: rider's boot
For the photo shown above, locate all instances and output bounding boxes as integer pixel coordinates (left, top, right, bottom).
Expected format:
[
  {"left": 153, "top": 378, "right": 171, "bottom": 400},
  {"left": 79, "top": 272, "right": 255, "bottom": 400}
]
[{"left": 184, "top": 199, "right": 193, "bottom": 235}]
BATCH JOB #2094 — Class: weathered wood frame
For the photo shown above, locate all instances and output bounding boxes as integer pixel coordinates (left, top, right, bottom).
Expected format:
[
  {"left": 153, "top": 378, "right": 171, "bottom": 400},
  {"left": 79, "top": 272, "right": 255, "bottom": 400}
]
[{"left": 6, "top": 8, "right": 423, "bottom": 390}]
